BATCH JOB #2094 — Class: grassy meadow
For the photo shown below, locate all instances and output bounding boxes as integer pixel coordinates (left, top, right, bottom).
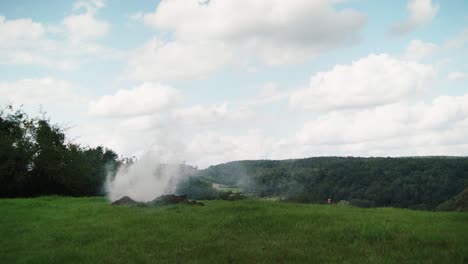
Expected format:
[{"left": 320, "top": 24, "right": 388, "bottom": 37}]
[{"left": 1, "top": 197, "right": 467, "bottom": 263}]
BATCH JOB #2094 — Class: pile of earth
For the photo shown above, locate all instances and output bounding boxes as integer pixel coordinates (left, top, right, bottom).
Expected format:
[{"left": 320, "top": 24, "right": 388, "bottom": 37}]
[
  {"left": 111, "top": 194, "right": 205, "bottom": 206},
  {"left": 436, "top": 187, "right": 468, "bottom": 212}
]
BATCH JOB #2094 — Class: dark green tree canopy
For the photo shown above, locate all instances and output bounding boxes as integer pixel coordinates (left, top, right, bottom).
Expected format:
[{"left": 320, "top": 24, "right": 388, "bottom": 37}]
[{"left": 0, "top": 106, "right": 121, "bottom": 198}]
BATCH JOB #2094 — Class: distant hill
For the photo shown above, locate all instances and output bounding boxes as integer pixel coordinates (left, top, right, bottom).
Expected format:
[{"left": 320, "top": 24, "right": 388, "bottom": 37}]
[
  {"left": 193, "top": 157, "right": 468, "bottom": 210},
  {"left": 436, "top": 188, "right": 468, "bottom": 212}
]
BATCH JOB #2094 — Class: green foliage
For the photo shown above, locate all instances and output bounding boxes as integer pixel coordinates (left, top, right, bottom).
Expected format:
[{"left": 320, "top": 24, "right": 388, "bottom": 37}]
[
  {"left": 176, "top": 177, "right": 246, "bottom": 201},
  {"left": 198, "top": 157, "right": 468, "bottom": 209},
  {"left": 176, "top": 177, "right": 219, "bottom": 200},
  {"left": 0, "top": 106, "right": 120, "bottom": 197},
  {"left": 218, "top": 190, "right": 245, "bottom": 201},
  {"left": 0, "top": 197, "right": 467, "bottom": 263}
]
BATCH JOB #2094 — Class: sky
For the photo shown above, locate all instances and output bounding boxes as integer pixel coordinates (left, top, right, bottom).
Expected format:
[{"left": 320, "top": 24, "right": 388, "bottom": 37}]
[{"left": 1, "top": 0, "right": 468, "bottom": 168}]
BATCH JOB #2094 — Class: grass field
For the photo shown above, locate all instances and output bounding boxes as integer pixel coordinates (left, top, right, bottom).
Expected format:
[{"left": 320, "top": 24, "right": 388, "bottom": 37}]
[{"left": 1, "top": 197, "right": 467, "bottom": 263}]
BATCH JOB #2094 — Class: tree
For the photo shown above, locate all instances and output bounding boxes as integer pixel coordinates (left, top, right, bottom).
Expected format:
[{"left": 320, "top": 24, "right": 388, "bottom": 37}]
[{"left": 0, "top": 105, "right": 122, "bottom": 197}]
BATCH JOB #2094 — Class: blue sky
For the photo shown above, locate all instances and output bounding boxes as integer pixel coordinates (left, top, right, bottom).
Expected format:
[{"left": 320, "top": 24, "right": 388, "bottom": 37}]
[{"left": 1, "top": 0, "right": 468, "bottom": 167}]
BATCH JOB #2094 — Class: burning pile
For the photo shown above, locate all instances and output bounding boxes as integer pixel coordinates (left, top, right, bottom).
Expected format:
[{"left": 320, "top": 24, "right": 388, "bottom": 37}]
[{"left": 111, "top": 194, "right": 204, "bottom": 206}]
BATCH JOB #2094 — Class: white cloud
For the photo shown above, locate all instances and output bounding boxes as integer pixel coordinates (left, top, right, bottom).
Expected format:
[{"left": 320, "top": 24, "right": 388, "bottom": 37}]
[
  {"left": 295, "top": 93, "right": 468, "bottom": 156},
  {"left": 63, "top": 13, "right": 110, "bottom": 42},
  {"left": 0, "top": 78, "right": 86, "bottom": 106},
  {"left": 186, "top": 130, "right": 280, "bottom": 168},
  {"left": 145, "top": 0, "right": 366, "bottom": 46},
  {"left": 128, "top": 38, "right": 234, "bottom": 81},
  {"left": 64, "top": 0, "right": 109, "bottom": 42},
  {"left": 0, "top": 1, "right": 116, "bottom": 70},
  {"left": 297, "top": 104, "right": 416, "bottom": 145},
  {"left": 447, "top": 72, "right": 468, "bottom": 81},
  {"left": 289, "top": 54, "right": 436, "bottom": 111},
  {"left": 89, "top": 82, "right": 182, "bottom": 117},
  {"left": 129, "top": 0, "right": 366, "bottom": 81},
  {"left": 0, "top": 16, "right": 44, "bottom": 47},
  {"left": 174, "top": 103, "right": 252, "bottom": 125},
  {"left": 73, "top": 0, "right": 105, "bottom": 13},
  {"left": 404, "top": 39, "right": 437, "bottom": 61},
  {"left": 0, "top": 78, "right": 89, "bottom": 126},
  {"left": 7, "top": 51, "right": 78, "bottom": 71},
  {"left": 390, "top": 0, "right": 438, "bottom": 35}
]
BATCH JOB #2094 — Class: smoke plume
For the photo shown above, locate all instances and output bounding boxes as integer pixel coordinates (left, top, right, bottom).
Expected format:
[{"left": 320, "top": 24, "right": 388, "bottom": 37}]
[
  {"left": 105, "top": 121, "right": 192, "bottom": 202},
  {"left": 106, "top": 153, "right": 186, "bottom": 202}
]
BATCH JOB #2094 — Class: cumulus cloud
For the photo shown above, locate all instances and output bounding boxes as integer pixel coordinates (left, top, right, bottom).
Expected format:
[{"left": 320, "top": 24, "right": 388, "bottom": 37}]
[
  {"left": 145, "top": 0, "right": 366, "bottom": 46},
  {"left": 390, "top": 0, "right": 438, "bottom": 36},
  {"left": 89, "top": 82, "right": 182, "bottom": 117},
  {"left": 85, "top": 83, "right": 257, "bottom": 160},
  {"left": 447, "top": 72, "right": 468, "bottom": 81},
  {"left": 0, "top": 78, "right": 86, "bottom": 106},
  {"left": 404, "top": 39, "right": 437, "bottom": 61},
  {"left": 186, "top": 129, "right": 281, "bottom": 168},
  {"left": 63, "top": 13, "right": 110, "bottom": 42},
  {"left": 295, "top": 93, "right": 468, "bottom": 156},
  {"left": 289, "top": 54, "right": 436, "bottom": 111},
  {"left": 0, "top": 78, "right": 89, "bottom": 126},
  {"left": 174, "top": 103, "right": 252, "bottom": 125},
  {"left": 64, "top": 0, "right": 109, "bottom": 42},
  {"left": 129, "top": 0, "right": 366, "bottom": 81},
  {"left": 0, "top": 0, "right": 117, "bottom": 70},
  {"left": 0, "top": 16, "right": 45, "bottom": 47},
  {"left": 128, "top": 39, "right": 234, "bottom": 81}
]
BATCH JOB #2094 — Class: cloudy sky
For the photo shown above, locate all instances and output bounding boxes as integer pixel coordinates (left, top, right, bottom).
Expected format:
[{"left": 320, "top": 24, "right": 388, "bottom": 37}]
[{"left": 1, "top": 0, "right": 468, "bottom": 168}]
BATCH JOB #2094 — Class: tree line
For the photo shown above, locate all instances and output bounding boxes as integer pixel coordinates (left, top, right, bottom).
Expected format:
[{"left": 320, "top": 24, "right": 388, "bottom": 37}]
[
  {"left": 0, "top": 106, "right": 120, "bottom": 197},
  {"left": 2, "top": 105, "right": 468, "bottom": 210},
  {"left": 196, "top": 157, "right": 468, "bottom": 210}
]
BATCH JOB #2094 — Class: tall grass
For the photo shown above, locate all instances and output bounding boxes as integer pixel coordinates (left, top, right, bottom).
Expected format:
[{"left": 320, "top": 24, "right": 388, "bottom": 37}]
[{"left": 1, "top": 197, "right": 467, "bottom": 263}]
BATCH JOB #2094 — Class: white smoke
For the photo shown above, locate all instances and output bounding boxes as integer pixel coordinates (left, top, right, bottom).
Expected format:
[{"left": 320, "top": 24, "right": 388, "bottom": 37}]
[
  {"left": 105, "top": 119, "right": 193, "bottom": 202},
  {"left": 106, "top": 153, "right": 186, "bottom": 202}
]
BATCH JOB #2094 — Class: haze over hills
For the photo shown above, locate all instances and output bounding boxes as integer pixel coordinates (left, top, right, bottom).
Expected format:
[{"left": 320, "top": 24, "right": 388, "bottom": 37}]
[{"left": 179, "top": 156, "right": 468, "bottom": 210}]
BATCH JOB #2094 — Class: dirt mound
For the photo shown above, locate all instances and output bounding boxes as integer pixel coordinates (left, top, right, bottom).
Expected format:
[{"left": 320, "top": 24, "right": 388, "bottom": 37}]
[
  {"left": 149, "top": 194, "right": 205, "bottom": 206},
  {"left": 112, "top": 194, "right": 204, "bottom": 206},
  {"left": 436, "top": 187, "right": 468, "bottom": 212},
  {"left": 111, "top": 196, "right": 141, "bottom": 206}
]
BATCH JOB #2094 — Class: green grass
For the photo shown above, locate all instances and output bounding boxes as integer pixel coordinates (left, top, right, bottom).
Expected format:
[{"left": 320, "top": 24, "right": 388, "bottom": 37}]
[{"left": 1, "top": 197, "right": 467, "bottom": 263}]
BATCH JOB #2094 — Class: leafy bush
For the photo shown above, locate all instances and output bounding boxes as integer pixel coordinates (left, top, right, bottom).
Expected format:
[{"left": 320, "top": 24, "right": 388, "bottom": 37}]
[{"left": 218, "top": 190, "right": 245, "bottom": 201}]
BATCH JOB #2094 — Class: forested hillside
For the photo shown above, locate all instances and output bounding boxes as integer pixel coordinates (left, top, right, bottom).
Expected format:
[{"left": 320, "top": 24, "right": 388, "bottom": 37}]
[{"left": 196, "top": 157, "right": 468, "bottom": 210}]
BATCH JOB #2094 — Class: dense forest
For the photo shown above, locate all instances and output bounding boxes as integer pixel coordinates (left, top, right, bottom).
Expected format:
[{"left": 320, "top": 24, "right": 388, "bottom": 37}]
[
  {"left": 192, "top": 157, "right": 468, "bottom": 210},
  {"left": 0, "top": 106, "right": 120, "bottom": 197}
]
